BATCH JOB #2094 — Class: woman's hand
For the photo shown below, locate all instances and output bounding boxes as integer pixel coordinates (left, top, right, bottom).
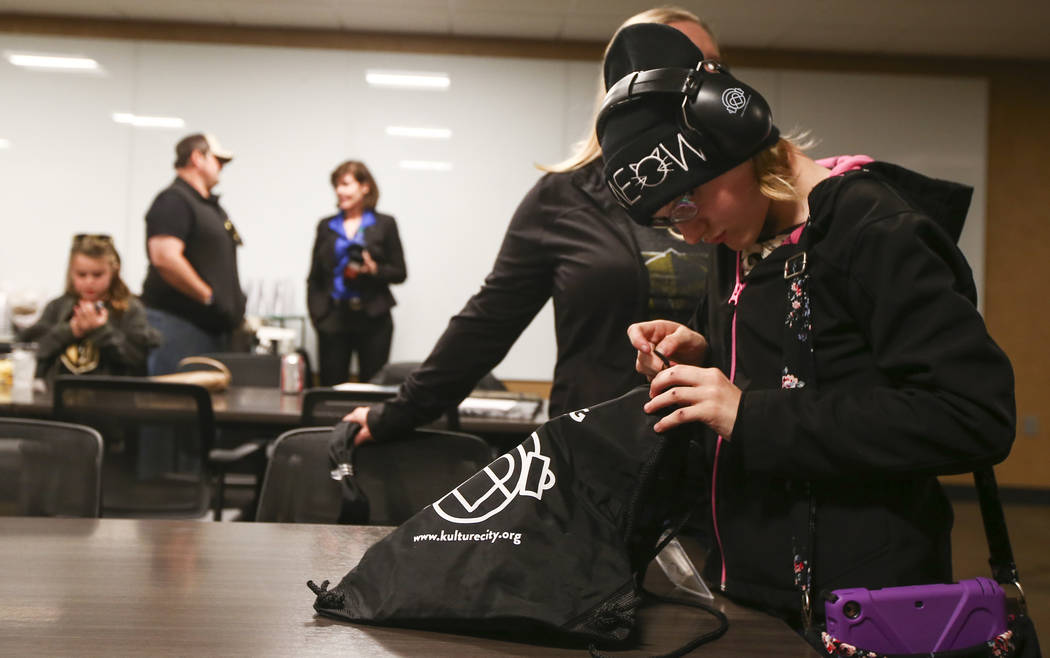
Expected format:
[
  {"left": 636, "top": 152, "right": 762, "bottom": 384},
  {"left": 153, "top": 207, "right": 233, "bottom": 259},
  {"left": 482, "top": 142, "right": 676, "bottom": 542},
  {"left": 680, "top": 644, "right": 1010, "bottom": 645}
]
[
  {"left": 360, "top": 250, "right": 379, "bottom": 275},
  {"left": 643, "top": 365, "right": 741, "bottom": 438},
  {"left": 70, "top": 301, "right": 108, "bottom": 338},
  {"left": 342, "top": 406, "right": 374, "bottom": 446},
  {"left": 627, "top": 320, "right": 707, "bottom": 379}
]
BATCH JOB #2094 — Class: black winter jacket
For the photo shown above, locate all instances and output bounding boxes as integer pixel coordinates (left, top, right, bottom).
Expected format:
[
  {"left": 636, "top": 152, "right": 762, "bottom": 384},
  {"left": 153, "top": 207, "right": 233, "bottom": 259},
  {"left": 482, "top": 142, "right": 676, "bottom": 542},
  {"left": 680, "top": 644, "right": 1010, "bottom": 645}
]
[
  {"left": 368, "top": 160, "right": 658, "bottom": 439},
  {"left": 306, "top": 211, "right": 406, "bottom": 331},
  {"left": 20, "top": 294, "right": 157, "bottom": 380},
  {"left": 694, "top": 162, "right": 1015, "bottom": 619}
]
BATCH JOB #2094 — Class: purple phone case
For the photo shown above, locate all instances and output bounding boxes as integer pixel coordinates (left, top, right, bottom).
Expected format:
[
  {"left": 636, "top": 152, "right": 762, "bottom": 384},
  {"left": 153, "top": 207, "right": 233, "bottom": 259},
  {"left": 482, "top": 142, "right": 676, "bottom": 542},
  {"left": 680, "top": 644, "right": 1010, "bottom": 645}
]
[{"left": 825, "top": 577, "right": 1006, "bottom": 653}]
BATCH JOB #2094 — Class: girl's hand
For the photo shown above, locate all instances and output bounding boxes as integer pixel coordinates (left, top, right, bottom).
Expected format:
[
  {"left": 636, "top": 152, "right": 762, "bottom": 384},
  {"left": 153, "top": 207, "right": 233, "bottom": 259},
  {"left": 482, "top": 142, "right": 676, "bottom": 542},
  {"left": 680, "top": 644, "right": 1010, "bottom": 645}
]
[
  {"left": 71, "top": 301, "right": 107, "bottom": 337},
  {"left": 626, "top": 320, "right": 708, "bottom": 379},
  {"left": 643, "top": 364, "right": 741, "bottom": 438}
]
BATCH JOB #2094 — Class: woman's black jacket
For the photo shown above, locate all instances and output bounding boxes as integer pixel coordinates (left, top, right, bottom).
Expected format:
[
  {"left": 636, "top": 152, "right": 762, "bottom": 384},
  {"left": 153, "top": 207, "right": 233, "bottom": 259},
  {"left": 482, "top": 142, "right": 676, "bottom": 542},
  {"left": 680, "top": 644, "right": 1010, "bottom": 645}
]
[{"left": 306, "top": 211, "right": 406, "bottom": 332}]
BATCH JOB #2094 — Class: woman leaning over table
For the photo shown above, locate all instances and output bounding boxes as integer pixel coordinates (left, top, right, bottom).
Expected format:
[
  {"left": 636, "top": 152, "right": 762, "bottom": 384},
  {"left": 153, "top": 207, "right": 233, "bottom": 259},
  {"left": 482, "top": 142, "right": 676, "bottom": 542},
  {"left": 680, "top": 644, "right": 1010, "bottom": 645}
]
[{"left": 344, "top": 7, "right": 720, "bottom": 443}]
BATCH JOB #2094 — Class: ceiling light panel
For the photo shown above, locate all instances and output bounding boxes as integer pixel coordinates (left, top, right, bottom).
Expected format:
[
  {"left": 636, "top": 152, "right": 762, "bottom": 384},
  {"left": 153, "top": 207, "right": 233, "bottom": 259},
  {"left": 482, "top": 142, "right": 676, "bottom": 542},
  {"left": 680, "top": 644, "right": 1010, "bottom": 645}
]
[
  {"left": 4, "top": 51, "right": 102, "bottom": 72},
  {"left": 365, "top": 70, "right": 450, "bottom": 90},
  {"left": 112, "top": 113, "right": 186, "bottom": 129}
]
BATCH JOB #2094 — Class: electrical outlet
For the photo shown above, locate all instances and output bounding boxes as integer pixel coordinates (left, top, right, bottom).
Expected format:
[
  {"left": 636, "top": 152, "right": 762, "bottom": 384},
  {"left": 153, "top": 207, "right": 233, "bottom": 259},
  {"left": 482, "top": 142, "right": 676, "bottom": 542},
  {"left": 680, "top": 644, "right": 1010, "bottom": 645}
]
[{"left": 1021, "top": 415, "right": 1039, "bottom": 436}]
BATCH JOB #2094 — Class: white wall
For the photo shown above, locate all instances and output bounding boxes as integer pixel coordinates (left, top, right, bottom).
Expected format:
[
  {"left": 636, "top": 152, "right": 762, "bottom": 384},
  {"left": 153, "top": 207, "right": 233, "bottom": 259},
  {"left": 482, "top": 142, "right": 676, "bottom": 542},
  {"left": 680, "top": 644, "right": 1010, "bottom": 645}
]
[{"left": 0, "top": 33, "right": 986, "bottom": 380}]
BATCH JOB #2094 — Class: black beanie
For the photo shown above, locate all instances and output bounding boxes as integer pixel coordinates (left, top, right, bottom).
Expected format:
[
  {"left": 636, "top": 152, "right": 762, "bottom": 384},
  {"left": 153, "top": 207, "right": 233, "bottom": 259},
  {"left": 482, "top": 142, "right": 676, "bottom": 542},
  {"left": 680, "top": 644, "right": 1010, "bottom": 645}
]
[{"left": 597, "top": 23, "right": 778, "bottom": 225}]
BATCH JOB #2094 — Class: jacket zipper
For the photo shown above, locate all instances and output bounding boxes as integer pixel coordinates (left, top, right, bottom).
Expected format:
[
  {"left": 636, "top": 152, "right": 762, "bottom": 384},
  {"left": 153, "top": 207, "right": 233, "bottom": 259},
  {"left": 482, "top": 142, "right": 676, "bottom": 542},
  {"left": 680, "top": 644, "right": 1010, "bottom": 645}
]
[{"left": 712, "top": 253, "right": 745, "bottom": 592}]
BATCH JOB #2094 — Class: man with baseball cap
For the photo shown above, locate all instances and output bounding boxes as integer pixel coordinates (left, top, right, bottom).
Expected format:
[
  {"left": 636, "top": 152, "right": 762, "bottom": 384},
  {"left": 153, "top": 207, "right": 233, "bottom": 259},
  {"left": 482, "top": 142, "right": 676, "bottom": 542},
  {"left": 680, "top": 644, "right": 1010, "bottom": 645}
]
[{"left": 141, "top": 132, "right": 247, "bottom": 374}]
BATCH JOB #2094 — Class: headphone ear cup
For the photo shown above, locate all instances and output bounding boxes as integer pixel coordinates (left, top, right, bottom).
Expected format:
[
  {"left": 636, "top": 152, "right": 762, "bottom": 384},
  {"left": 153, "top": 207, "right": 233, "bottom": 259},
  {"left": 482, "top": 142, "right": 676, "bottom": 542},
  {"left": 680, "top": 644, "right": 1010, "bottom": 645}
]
[{"left": 683, "top": 72, "right": 775, "bottom": 161}]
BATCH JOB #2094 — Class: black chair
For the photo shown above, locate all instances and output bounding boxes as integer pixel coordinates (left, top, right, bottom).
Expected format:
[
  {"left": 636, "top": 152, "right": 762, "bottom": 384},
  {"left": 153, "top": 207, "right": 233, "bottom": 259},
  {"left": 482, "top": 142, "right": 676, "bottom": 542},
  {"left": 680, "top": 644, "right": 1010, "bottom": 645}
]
[
  {"left": 0, "top": 417, "right": 103, "bottom": 517},
  {"left": 256, "top": 426, "right": 495, "bottom": 525},
  {"left": 181, "top": 351, "right": 291, "bottom": 514},
  {"left": 179, "top": 352, "right": 282, "bottom": 388},
  {"left": 255, "top": 428, "right": 341, "bottom": 523},
  {"left": 300, "top": 386, "right": 398, "bottom": 426},
  {"left": 52, "top": 376, "right": 261, "bottom": 520}
]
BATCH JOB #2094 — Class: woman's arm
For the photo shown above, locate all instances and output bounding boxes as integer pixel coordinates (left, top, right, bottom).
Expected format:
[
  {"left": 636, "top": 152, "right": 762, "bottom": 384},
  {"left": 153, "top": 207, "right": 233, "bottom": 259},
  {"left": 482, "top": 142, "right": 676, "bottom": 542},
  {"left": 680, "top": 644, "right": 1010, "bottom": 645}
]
[
  {"left": 364, "top": 181, "right": 560, "bottom": 440},
  {"left": 306, "top": 221, "right": 332, "bottom": 325},
  {"left": 20, "top": 298, "right": 74, "bottom": 362},
  {"left": 369, "top": 215, "right": 406, "bottom": 284},
  {"left": 90, "top": 299, "right": 155, "bottom": 374}
]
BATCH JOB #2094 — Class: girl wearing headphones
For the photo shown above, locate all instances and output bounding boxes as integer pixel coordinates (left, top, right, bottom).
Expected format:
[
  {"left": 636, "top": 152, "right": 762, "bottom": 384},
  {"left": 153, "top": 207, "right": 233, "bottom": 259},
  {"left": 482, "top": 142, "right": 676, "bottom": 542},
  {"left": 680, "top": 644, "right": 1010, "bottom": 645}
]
[{"left": 599, "top": 23, "right": 1014, "bottom": 628}]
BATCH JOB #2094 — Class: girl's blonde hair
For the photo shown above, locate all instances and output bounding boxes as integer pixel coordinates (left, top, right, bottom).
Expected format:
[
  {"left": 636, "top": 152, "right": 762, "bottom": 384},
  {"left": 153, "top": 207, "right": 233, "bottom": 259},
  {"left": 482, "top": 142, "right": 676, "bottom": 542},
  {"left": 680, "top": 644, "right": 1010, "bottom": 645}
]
[
  {"left": 752, "top": 131, "right": 816, "bottom": 202},
  {"left": 66, "top": 234, "right": 131, "bottom": 314},
  {"left": 540, "top": 7, "right": 717, "bottom": 173}
]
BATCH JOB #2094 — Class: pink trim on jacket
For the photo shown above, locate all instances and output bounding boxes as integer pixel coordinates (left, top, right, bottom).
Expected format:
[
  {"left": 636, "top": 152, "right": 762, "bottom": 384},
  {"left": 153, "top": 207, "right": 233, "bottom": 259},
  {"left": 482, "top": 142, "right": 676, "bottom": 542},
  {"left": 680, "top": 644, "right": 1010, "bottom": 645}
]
[
  {"left": 712, "top": 154, "right": 871, "bottom": 592},
  {"left": 816, "top": 154, "right": 873, "bottom": 177}
]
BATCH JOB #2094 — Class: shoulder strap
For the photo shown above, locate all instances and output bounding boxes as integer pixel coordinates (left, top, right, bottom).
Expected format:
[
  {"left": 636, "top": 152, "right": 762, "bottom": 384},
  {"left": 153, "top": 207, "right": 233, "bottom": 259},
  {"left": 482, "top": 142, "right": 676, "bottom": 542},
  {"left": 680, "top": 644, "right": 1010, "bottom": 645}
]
[
  {"left": 782, "top": 230, "right": 1025, "bottom": 627},
  {"left": 973, "top": 467, "right": 1024, "bottom": 607}
]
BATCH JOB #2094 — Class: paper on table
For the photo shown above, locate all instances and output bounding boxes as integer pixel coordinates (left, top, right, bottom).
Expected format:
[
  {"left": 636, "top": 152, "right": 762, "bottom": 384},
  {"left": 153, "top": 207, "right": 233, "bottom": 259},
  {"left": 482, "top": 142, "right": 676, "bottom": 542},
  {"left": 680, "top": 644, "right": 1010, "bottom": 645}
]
[
  {"left": 458, "top": 397, "right": 541, "bottom": 420},
  {"left": 458, "top": 398, "right": 518, "bottom": 412}
]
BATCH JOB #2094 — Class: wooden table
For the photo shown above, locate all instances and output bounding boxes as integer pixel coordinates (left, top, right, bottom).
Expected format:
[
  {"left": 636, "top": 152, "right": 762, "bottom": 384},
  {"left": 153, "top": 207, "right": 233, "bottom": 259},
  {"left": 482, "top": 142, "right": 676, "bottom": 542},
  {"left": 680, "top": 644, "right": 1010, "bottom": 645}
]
[
  {"left": 0, "top": 518, "right": 815, "bottom": 656},
  {"left": 0, "top": 385, "right": 546, "bottom": 442}
]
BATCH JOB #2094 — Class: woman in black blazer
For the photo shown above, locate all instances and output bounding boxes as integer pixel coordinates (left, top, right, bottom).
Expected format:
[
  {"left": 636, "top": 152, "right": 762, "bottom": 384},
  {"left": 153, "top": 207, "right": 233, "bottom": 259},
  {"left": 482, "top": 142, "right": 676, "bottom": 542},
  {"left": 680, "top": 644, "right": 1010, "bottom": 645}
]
[{"left": 307, "top": 160, "right": 406, "bottom": 385}]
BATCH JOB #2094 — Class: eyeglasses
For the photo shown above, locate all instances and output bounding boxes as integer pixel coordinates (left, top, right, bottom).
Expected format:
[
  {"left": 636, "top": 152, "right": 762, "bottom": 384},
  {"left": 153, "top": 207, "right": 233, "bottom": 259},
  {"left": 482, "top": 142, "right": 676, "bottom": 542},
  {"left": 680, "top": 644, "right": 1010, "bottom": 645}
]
[{"left": 650, "top": 194, "right": 698, "bottom": 228}]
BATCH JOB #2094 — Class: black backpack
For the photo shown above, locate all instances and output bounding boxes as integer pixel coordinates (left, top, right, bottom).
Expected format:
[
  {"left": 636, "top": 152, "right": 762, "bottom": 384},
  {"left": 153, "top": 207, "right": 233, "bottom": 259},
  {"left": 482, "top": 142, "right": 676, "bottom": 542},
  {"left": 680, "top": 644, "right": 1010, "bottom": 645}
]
[{"left": 308, "top": 387, "right": 727, "bottom": 653}]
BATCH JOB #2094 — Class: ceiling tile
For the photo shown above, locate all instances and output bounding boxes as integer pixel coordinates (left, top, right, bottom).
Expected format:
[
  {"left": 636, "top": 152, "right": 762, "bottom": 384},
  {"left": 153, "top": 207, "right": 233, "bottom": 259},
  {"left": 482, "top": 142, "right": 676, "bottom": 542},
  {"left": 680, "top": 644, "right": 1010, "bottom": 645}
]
[
  {"left": 103, "top": 0, "right": 232, "bottom": 23},
  {"left": 1, "top": 0, "right": 1048, "bottom": 59},
  {"left": 451, "top": 10, "right": 564, "bottom": 39},
  {"left": 221, "top": 1, "right": 340, "bottom": 29},
  {"left": 334, "top": 4, "right": 451, "bottom": 34}
]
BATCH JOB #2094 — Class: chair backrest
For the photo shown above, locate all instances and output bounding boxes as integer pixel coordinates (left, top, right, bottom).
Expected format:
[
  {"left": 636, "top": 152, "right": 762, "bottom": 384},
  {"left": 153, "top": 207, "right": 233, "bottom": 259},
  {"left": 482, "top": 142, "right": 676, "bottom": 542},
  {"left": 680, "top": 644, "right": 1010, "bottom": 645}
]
[
  {"left": 181, "top": 352, "right": 282, "bottom": 388},
  {"left": 256, "top": 427, "right": 495, "bottom": 525},
  {"left": 370, "top": 361, "right": 507, "bottom": 392},
  {"left": 255, "top": 427, "right": 341, "bottom": 523},
  {"left": 355, "top": 429, "right": 496, "bottom": 525},
  {"left": 0, "top": 417, "right": 103, "bottom": 517},
  {"left": 52, "top": 375, "right": 215, "bottom": 518},
  {"left": 300, "top": 387, "right": 398, "bottom": 426}
]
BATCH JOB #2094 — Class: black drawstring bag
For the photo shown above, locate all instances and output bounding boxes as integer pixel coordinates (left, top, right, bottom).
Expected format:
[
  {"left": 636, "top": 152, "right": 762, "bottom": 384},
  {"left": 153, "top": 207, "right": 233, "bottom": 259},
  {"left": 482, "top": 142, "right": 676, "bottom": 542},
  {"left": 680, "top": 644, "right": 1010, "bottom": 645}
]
[
  {"left": 308, "top": 387, "right": 727, "bottom": 653},
  {"left": 328, "top": 421, "right": 370, "bottom": 524}
]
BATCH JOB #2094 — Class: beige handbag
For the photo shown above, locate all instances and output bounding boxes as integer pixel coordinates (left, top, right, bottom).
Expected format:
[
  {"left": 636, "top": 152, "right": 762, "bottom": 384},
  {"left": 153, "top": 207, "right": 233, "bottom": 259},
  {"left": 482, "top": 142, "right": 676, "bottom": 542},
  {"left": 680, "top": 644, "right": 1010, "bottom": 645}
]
[{"left": 151, "top": 356, "right": 232, "bottom": 392}]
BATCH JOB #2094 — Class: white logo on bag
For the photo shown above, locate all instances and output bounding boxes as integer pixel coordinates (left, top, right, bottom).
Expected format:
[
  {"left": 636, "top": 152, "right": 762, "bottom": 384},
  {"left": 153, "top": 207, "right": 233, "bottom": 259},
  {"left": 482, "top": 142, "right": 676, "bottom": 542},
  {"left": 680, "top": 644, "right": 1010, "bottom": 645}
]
[
  {"left": 721, "top": 87, "right": 750, "bottom": 114},
  {"left": 432, "top": 433, "right": 556, "bottom": 525},
  {"left": 569, "top": 408, "right": 589, "bottom": 423},
  {"left": 608, "top": 132, "right": 706, "bottom": 207}
]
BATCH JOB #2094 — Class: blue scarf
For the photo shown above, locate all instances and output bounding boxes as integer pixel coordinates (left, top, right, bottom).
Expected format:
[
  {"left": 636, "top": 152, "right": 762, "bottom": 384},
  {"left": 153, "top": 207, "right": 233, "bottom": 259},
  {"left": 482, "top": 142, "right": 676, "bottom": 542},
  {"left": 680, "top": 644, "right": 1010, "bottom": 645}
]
[{"left": 329, "top": 209, "right": 376, "bottom": 301}]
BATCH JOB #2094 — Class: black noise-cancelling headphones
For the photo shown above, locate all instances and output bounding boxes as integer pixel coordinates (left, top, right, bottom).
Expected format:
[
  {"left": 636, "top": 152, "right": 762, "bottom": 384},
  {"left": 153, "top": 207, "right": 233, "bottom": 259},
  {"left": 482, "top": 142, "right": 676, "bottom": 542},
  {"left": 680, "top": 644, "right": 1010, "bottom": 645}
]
[{"left": 597, "top": 61, "right": 776, "bottom": 163}]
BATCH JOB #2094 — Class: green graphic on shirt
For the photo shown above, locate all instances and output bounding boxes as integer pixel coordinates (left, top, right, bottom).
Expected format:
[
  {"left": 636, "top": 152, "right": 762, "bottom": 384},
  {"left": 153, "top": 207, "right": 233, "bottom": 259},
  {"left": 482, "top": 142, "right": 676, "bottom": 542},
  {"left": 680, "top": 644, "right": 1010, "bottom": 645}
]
[{"left": 643, "top": 247, "right": 708, "bottom": 324}]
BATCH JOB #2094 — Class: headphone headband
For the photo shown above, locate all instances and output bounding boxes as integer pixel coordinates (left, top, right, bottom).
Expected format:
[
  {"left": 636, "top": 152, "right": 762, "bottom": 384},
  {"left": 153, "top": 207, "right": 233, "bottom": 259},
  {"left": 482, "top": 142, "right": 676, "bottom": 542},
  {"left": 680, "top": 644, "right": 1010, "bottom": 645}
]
[
  {"left": 597, "top": 61, "right": 730, "bottom": 135},
  {"left": 596, "top": 58, "right": 778, "bottom": 225}
]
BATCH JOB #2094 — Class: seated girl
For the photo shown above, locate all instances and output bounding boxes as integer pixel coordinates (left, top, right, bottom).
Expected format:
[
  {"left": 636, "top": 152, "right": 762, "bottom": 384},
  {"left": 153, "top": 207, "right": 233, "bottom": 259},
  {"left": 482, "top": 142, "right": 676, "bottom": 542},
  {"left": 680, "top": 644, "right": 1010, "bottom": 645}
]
[{"left": 20, "top": 234, "right": 157, "bottom": 380}]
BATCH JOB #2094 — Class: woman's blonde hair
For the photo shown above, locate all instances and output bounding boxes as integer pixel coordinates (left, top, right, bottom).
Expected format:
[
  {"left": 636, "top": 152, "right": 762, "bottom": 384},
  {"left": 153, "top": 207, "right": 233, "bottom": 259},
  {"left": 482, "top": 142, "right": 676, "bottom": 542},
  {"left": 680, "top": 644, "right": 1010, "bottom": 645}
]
[
  {"left": 66, "top": 234, "right": 131, "bottom": 314},
  {"left": 540, "top": 7, "right": 717, "bottom": 173}
]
